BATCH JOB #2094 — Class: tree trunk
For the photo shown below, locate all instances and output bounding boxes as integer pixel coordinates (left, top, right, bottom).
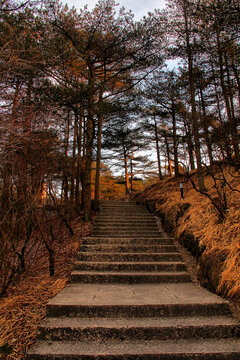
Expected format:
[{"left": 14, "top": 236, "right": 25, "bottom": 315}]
[
  {"left": 63, "top": 113, "right": 70, "bottom": 205},
  {"left": 172, "top": 99, "right": 179, "bottom": 177},
  {"left": 154, "top": 114, "right": 162, "bottom": 180},
  {"left": 81, "top": 116, "right": 87, "bottom": 209},
  {"left": 183, "top": 114, "right": 195, "bottom": 170},
  {"left": 216, "top": 28, "right": 239, "bottom": 164},
  {"left": 164, "top": 133, "right": 172, "bottom": 177},
  {"left": 123, "top": 148, "right": 130, "bottom": 194},
  {"left": 94, "top": 92, "right": 104, "bottom": 211},
  {"left": 210, "top": 59, "right": 224, "bottom": 124},
  {"left": 224, "top": 52, "right": 235, "bottom": 121},
  {"left": 70, "top": 112, "right": 78, "bottom": 206},
  {"left": 199, "top": 88, "right": 214, "bottom": 165},
  {"left": 75, "top": 107, "right": 83, "bottom": 208},
  {"left": 18, "top": 79, "right": 33, "bottom": 205},
  {"left": 83, "top": 65, "right": 95, "bottom": 222},
  {"left": 130, "top": 156, "right": 133, "bottom": 193},
  {"left": 183, "top": 0, "right": 205, "bottom": 191},
  {"left": 230, "top": 57, "right": 240, "bottom": 108},
  {"left": 2, "top": 78, "right": 20, "bottom": 209}
]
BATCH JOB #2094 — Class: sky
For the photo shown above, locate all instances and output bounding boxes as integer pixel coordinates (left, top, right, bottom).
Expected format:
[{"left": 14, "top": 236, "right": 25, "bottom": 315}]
[{"left": 63, "top": 0, "right": 167, "bottom": 20}]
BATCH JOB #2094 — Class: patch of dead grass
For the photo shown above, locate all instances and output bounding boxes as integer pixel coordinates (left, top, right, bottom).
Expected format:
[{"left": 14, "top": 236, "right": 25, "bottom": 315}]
[{"left": 136, "top": 166, "right": 240, "bottom": 299}]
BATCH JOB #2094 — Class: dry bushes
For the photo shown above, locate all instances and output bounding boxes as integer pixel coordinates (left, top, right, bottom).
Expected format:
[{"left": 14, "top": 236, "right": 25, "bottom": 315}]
[
  {"left": 0, "top": 216, "right": 92, "bottom": 360},
  {"left": 134, "top": 165, "right": 240, "bottom": 299}
]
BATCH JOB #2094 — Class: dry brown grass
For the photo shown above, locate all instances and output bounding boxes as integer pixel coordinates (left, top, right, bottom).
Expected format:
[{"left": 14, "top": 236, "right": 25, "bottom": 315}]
[
  {"left": 0, "top": 215, "right": 93, "bottom": 360},
  {"left": 135, "top": 165, "right": 240, "bottom": 299}
]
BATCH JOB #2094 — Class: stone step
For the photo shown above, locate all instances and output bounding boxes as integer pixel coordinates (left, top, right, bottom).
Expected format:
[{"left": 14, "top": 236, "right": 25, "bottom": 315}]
[
  {"left": 100, "top": 207, "right": 148, "bottom": 211},
  {"left": 45, "top": 283, "right": 231, "bottom": 318},
  {"left": 94, "top": 223, "right": 158, "bottom": 228},
  {"left": 89, "top": 233, "right": 165, "bottom": 237},
  {"left": 70, "top": 271, "right": 191, "bottom": 284},
  {"left": 94, "top": 221, "right": 158, "bottom": 230},
  {"left": 82, "top": 237, "right": 174, "bottom": 245},
  {"left": 80, "top": 244, "right": 178, "bottom": 253},
  {"left": 96, "top": 218, "right": 156, "bottom": 223},
  {"left": 92, "top": 225, "right": 162, "bottom": 235},
  {"left": 100, "top": 212, "right": 150, "bottom": 217},
  {"left": 78, "top": 252, "right": 183, "bottom": 262},
  {"left": 100, "top": 202, "right": 142, "bottom": 206},
  {"left": 96, "top": 218, "right": 155, "bottom": 222},
  {"left": 101, "top": 202, "right": 143, "bottom": 205},
  {"left": 101, "top": 206, "right": 146, "bottom": 211},
  {"left": 97, "top": 215, "right": 155, "bottom": 219},
  {"left": 37, "top": 315, "right": 240, "bottom": 341},
  {"left": 28, "top": 338, "right": 240, "bottom": 359},
  {"left": 74, "top": 261, "right": 187, "bottom": 272},
  {"left": 92, "top": 231, "right": 162, "bottom": 236},
  {"left": 95, "top": 224, "right": 158, "bottom": 229}
]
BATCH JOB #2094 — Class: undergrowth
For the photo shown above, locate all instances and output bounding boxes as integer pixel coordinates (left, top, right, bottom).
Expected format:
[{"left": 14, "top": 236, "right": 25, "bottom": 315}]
[{"left": 0, "top": 216, "right": 93, "bottom": 360}]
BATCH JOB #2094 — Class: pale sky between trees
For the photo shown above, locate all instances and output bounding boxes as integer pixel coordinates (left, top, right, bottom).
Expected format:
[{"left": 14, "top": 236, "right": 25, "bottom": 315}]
[{"left": 64, "top": 0, "right": 166, "bottom": 19}]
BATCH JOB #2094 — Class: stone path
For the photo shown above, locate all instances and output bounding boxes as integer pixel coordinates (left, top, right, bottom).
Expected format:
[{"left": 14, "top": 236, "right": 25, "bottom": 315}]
[{"left": 28, "top": 200, "right": 240, "bottom": 359}]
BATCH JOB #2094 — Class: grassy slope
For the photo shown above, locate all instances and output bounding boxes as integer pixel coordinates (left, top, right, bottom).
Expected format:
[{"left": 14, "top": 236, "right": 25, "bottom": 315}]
[{"left": 133, "top": 164, "right": 240, "bottom": 299}]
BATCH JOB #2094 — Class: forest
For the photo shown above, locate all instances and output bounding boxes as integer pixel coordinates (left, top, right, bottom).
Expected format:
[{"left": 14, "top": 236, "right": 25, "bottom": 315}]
[{"left": 0, "top": 0, "right": 240, "bottom": 356}]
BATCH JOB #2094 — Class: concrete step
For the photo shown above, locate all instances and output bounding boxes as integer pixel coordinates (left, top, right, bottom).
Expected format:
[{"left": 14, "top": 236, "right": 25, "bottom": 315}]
[
  {"left": 100, "top": 208, "right": 149, "bottom": 212},
  {"left": 92, "top": 231, "right": 162, "bottom": 236},
  {"left": 27, "top": 338, "right": 240, "bottom": 359},
  {"left": 99, "top": 213, "right": 150, "bottom": 217},
  {"left": 95, "top": 219, "right": 156, "bottom": 223},
  {"left": 100, "top": 202, "right": 142, "bottom": 206},
  {"left": 101, "top": 207, "right": 146, "bottom": 211},
  {"left": 37, "top": 315, "right": 240, "bottom": 341},
  {"left": 82, "top": 237, "right": 174, "bottom": 245},
  {"left": 74, "top": 261, "right": 187, "bottom": 272},
  {"left": 45, "top": 283, "right": 231, "bottom": 318},
  {"left": 93, "top": 223, "right": 158, "bottom": 228},
  {"left": 70, "top": 271, "right": 191, "bottom": 284},
  {"left": 78, "top": 252, "right": 183, "bottom": 262},
  {"left": 88, "top": 234, "right": 167, "bottom": 239},
  {"left": 80, "top": 244, "right": 178, "bottom": 253},
  {"left": 93, "top": 222, "right": 158, "bottom": 231},
  {"left": 97, "top": 215, "right": 155, "bottom": 219}
]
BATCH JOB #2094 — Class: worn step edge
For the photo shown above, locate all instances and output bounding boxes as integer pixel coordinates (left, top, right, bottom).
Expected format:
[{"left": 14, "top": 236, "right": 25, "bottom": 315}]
[
  {"left": 70, "top": 271, "right": 191, "bottom": 284},
  {"left": 37, "top": 316, "right": 240, "bottom": 341},
  {"left": 80, "top": 245, "right": 178, "bottom": 253},
  {"left": 92, "top": 233, "right": 162, "bottom": 236},
  {"left": 77, "top": 254, "right": 183, "bottom": 262},
  {"left": 93, "top": 225, "right": 159, "bottom": 229},
  {"left": 93, "top": 229, "right": 161, "bottom": 232},
  {"left": 82, "top": 237, "right": 174, "bottom": 245},
  {"left": 96, "top": 216, "right": 155, "bottom": 220},
  {"left": 92, "top": 233, "right": 163, "bottom": 236},
  {"left": 82, "top": 236, "right": 173, "bottom": 239},
  {"left": 78, "top": 251, "right": 182, "bottom": 257},
  {"left": 74, "top": 261, "right": 187, "bottom": 272},
  {"left": 46, "top": 302, "right": 231, "bottom": 318},
  {"left": 95, "top": 219, "right": 157, "bottom": 221},
  {"left": 27, "top": 338, "right": 240, "bottom": 359}
]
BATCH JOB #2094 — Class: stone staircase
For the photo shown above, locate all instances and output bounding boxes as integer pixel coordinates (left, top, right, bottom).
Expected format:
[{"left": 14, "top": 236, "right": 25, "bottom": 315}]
[{"left": 28, "top": 200, "right": 240, "bottom": 359}]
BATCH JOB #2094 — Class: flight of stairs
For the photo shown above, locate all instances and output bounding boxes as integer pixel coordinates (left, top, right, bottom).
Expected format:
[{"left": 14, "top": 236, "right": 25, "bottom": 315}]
[{"left": 28, "top": 200, "right": 240, "bottom": 359}]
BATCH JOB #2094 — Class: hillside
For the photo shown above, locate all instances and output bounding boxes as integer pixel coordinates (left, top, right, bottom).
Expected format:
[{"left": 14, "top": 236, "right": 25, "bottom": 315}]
[{"left": 133, "top": 163, "right": 240, "bottom": 300}]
